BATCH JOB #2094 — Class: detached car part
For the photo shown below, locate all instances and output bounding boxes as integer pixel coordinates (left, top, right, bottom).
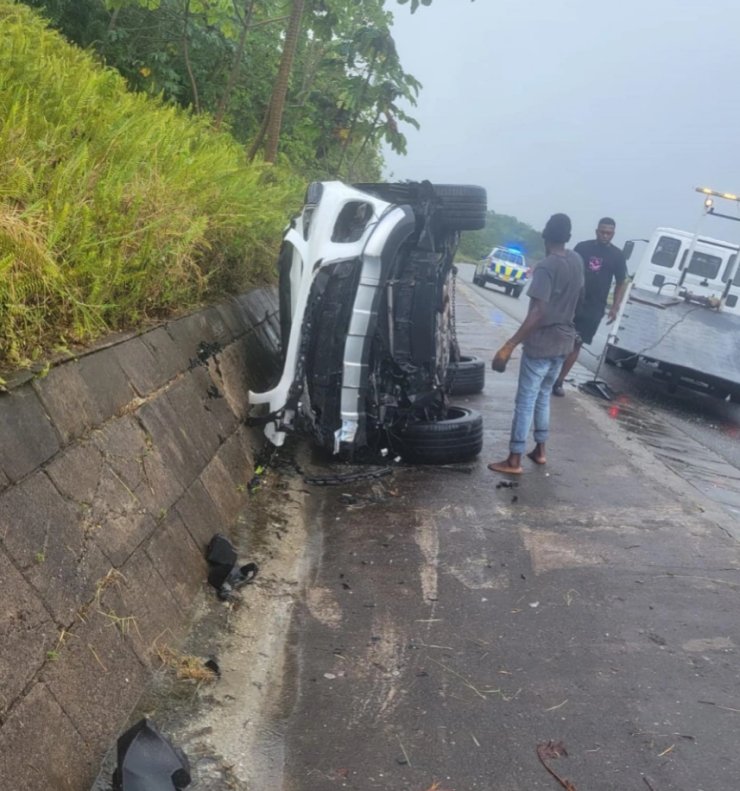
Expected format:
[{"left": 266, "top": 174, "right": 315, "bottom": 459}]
[
  {"left": 249, "top": 180, "right": 487, "bottom": 463},
  {"left": 112, "top": 719, "right": 190, "bottom": 791}
]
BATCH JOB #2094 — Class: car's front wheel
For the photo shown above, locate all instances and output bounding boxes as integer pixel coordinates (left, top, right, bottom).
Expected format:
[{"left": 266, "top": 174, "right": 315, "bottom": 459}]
[{"left": 391, "top": 406, "right": 483, "bottom": 464}]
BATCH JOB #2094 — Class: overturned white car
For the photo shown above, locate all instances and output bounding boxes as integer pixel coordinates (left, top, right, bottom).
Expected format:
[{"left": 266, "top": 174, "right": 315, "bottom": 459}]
[{"left": 248, "top": 180, "right": 487, "bottom": 463}]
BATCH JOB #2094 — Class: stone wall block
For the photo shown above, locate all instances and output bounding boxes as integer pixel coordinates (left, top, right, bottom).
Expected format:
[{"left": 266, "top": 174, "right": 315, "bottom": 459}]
[
  {"left": 0, "top": 388, "right": 60, "bottom": 481},
  {"left": 189, "top": 364, "right": 240, "bottom": 438},
  {"left": 199, "top": 455, "right": 245, "bottom": 528},
  {"left": 76, "top": 350, "right": 136, "bottom": 424},
  {"left": 92, "top": 415, "right": 184, "bottom": 516},
  {"left": 144, "top": 511, "right": 205, "bottom": 612},
  {"left": 0, "top": 473, "right": 111, "bottom": 625},
  {"left": 41, "top": 608, "right": 149, "bottom": 758},
  {"left": 174, "top": 480, "right": 224, "bottom": 551},
  {"left": 112, "top": 336, "right": 168, "bottom": 397},
  {"left": 163, "top": 375, "right": 222, "bottom": 463},
  {"left": 140, "top": 326, "right": 188, "bottom": 384},
  {"left": 0, "top": 548, "right": 56, "bottom": 718},
  {"left": 216, "top": 298, "right": 249, "bottom": 337},
  {"left": 101, "top": 550, "right": 186, "bottom": 667},
  {"left": 137, "top": 392, "right": 207, "bottom": 489},
  {"left": 212, "top": 338, "right": 252, "bottom": 421},
  {"left": 0, "top": 683, "right": 94, "bottom": 791}
]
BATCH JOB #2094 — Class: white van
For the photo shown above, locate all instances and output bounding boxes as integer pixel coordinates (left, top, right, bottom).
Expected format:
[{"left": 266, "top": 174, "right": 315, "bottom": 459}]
[
  {"left": 631, "top": 227, "right": 740, "bottom": 315},
  {"left": 607, "top": 226, "right": 740, "bottom": 399}
]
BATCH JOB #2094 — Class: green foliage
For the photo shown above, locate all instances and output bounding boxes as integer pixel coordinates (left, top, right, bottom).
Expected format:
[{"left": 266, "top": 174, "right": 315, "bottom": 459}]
[
  {"left": 0, "top": 2, "right": 301, "bottom": 370},
  {"left": 23, "top": 0, "right": 420, "bottom": 178},
  {"left": 396, "top": 0, "right": 475, "bottom": 12},
  {"left": 457, "top": 211, "right": 545, "bottom": 263}
]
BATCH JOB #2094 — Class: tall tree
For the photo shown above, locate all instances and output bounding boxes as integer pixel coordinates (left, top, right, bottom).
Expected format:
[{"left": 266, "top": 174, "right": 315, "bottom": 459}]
[{"left": 261, "top": 0, "right": 305, "bottom": 162}]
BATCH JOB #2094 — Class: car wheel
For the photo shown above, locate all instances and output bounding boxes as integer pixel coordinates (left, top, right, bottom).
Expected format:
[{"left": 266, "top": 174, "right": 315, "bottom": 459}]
[
  {"left": 512, "top": 285, "right": 523, "bottom": 299},
  {"left": 504, "top": 285, "right": 512, "bottom": 296},
  {"left": 445, "top": 356, "right": 485, "bottom": 395},
  {"left": 354, "top": 182, "right": 487, "bottom": 231},
  {"left": 391, "top": 406, "right": 483, "bottom": 464}
]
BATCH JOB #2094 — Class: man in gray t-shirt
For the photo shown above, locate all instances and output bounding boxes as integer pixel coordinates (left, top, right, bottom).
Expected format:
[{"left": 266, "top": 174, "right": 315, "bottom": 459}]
[{"left": 488, "top": 213, "right": 584, "bottom": 475}]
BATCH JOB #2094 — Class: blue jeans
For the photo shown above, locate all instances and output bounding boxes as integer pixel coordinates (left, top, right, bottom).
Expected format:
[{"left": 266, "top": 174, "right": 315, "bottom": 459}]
[{"left": 509, "top": 352, "right": 565, "bottom": 454}]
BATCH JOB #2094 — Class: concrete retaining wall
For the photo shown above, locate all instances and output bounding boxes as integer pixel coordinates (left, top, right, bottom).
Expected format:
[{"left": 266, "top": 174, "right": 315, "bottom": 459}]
[{"left": 0, "top": 288, "right": 281, "bottom": 790}]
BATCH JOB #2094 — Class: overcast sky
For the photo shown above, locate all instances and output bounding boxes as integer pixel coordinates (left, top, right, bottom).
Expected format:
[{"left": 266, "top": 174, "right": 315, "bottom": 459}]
[{"left": 385, "top": 0, "right": 740, "bottom": 250}]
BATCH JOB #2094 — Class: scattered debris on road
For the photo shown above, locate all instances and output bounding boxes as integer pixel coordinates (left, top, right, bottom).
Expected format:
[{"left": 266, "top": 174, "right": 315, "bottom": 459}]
[
  {"left": 205, "top": 533, "right": 258, "bottom": 601},
  {"left": 112, "top": 719, "right": 191, "bottom": 791},
  {"left": 536, "top": 740, "right": 577, "bottom": 790}
]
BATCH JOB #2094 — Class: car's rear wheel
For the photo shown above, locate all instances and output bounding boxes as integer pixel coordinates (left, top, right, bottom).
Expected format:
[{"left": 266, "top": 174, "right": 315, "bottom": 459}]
[
  {"left": 445, "top": 355, "right": 485, "bottom": 395},
  {"left": 390, "top": 406, "right": 483, "bottom": 464},
  {"left": 512, "top": 285, "right": 523, "bottom": 299},
  {"left": 354, "top": 182, "right": 487, "bottom": 231}
]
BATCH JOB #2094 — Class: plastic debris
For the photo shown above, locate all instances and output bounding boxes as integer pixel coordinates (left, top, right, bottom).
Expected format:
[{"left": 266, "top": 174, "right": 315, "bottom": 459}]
[
  {"left": 247, "top": 464, "right": 267, "bottom": 493},
  {"left": 112, "top": 719, "right": 191, "bottom": 791},
  {"left": 205, "top": 534, "right": 258, "bottom": 601},
  {"left": 496, "top": 481, "right": 519, "bottom": 489}
]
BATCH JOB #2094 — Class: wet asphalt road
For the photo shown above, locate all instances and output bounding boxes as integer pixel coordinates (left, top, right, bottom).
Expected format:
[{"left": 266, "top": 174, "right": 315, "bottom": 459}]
[
  {"left": 275, "top": 278, "right": 740, "bottom": 790},
  {"left": 457, "top": 262, "right": 740, "bottom": 476}
]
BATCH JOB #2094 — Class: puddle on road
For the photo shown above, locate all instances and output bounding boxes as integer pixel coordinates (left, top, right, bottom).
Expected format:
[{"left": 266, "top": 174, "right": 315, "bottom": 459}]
[{"left": 571, "top": 371, "right": 740, "bottom": 519}]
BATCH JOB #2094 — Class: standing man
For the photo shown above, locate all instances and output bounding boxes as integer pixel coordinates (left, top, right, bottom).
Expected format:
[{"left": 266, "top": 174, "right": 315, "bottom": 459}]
[
  {"left": 488, "top": 213, "right": 584, "bottom": 475},
  {"left": 552, "top": 217, "right": 628, "bottom": 397}
]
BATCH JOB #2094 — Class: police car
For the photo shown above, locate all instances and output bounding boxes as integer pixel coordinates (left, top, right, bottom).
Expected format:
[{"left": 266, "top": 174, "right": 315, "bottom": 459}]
[{"left": 473, "top": 246, "right": 530, "bottom": 298}]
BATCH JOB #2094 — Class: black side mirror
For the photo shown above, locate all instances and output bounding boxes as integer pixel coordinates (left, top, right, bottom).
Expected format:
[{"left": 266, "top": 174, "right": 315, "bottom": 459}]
[{"left": 623, "top": 240, "right": 635, "bottom": 261}]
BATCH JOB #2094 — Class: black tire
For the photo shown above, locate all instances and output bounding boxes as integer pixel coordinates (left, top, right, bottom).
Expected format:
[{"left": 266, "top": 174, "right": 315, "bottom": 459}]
[
  {"left": 354, "top": 182, "right": 487, "bottom": 231},
  {"left": 445, "top": 356, "right": 485, "bottom": 395},
  {"left": 391, "top": 406, "right": 483, "bottom": 464},
  {"left": 606, "top": 344, "right": 638, "bottom": 371},
  {"left": 512, "top": 285, "right": 523, "bottom": 299}
]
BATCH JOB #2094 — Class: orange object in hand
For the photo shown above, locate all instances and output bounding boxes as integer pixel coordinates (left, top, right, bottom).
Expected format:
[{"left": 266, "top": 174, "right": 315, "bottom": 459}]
[{"left": 491, "top": 341, "right": 516, "bottom": 372}]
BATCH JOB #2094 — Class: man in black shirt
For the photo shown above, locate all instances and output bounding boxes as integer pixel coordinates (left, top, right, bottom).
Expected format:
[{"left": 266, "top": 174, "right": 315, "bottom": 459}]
[{"left": 552, "top": 217, "right": 628, "bottom": 396}]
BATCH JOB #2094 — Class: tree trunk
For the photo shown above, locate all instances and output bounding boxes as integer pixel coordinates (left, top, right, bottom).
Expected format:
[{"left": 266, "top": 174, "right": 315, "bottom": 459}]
[
  {"left": 214, "top": 0, "right": 257, "bottom": 130},
  {"left": 263, "top": 0, "right": 305, "bottom": 163},
  {"left": 181, "top": 0, "right": 201, "bottom": 113}
]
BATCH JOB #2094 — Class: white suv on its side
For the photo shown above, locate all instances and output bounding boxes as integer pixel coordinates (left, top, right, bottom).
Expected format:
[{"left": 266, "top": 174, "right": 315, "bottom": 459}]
[{"left": 248, "top": 180, "right": 488, "bottom": 464}]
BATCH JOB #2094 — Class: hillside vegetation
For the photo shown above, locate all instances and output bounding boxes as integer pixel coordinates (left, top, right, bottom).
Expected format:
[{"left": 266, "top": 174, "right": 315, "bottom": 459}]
[
  {"left": 0, "top": 1, "right": 300, "bottom": 370},
  {"left": 457, "top": 210, "right": 545, "bottom": 263}
]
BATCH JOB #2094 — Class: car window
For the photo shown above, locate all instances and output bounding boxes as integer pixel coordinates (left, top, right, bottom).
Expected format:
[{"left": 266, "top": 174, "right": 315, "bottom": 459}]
[
  {"left": 651, "top": 235, "right": 681, "bottom": 268},
  {"left": 331, "top": 201, "right": 373, "bottom": 243},
  {"left": 492, "top": 249, "right": 524, "bottom": 265},
  {"left": 687, "top": 251, "right": 722, "bottom": 279}
]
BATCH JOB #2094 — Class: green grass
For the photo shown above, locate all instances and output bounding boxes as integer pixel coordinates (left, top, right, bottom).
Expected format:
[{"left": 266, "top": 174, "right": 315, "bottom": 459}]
[{"left": 0, "top": 2, "right": 301, "bottom": 370}]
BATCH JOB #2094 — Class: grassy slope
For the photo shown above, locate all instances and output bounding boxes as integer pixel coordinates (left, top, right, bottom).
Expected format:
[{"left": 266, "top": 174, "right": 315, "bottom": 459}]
[{"left": 0, "top": 1, "right": 301, "bottom": 372}]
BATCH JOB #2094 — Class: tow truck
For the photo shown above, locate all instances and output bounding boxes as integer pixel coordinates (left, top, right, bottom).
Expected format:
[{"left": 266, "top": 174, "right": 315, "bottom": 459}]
[{"left": 606, "top": 187, "right": 740, "bottom": 401}]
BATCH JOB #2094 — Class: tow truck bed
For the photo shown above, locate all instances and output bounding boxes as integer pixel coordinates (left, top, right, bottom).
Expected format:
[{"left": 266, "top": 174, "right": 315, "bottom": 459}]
[{"left": 610, "top": 287, "right": 740, "bottom": 391}]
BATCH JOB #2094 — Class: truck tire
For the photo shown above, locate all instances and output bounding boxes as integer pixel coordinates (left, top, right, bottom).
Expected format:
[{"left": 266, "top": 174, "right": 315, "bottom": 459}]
[
  {"left": 391, "top": 406, "right": 483, "bottom": 464},
  {"left": 354, "top": 182, "right": 487, "bottom": 231},
  {"left": 445, "top": 356, "right": 485, "bottom": 395}
]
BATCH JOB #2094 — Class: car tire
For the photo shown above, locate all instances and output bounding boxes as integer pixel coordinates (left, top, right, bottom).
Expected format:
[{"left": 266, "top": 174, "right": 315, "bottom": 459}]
[
  {"left": 512, "top": 285, "right": 523, "bottom": 299},
  {"left": 354, "top": 182, "right": 487, "bottom": 231},
  {"left": 445, "top": 356, "right": 485, "bottom": 395},
  {"left": 391, "top": 406, "right": 483, "bottom": 464}
]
